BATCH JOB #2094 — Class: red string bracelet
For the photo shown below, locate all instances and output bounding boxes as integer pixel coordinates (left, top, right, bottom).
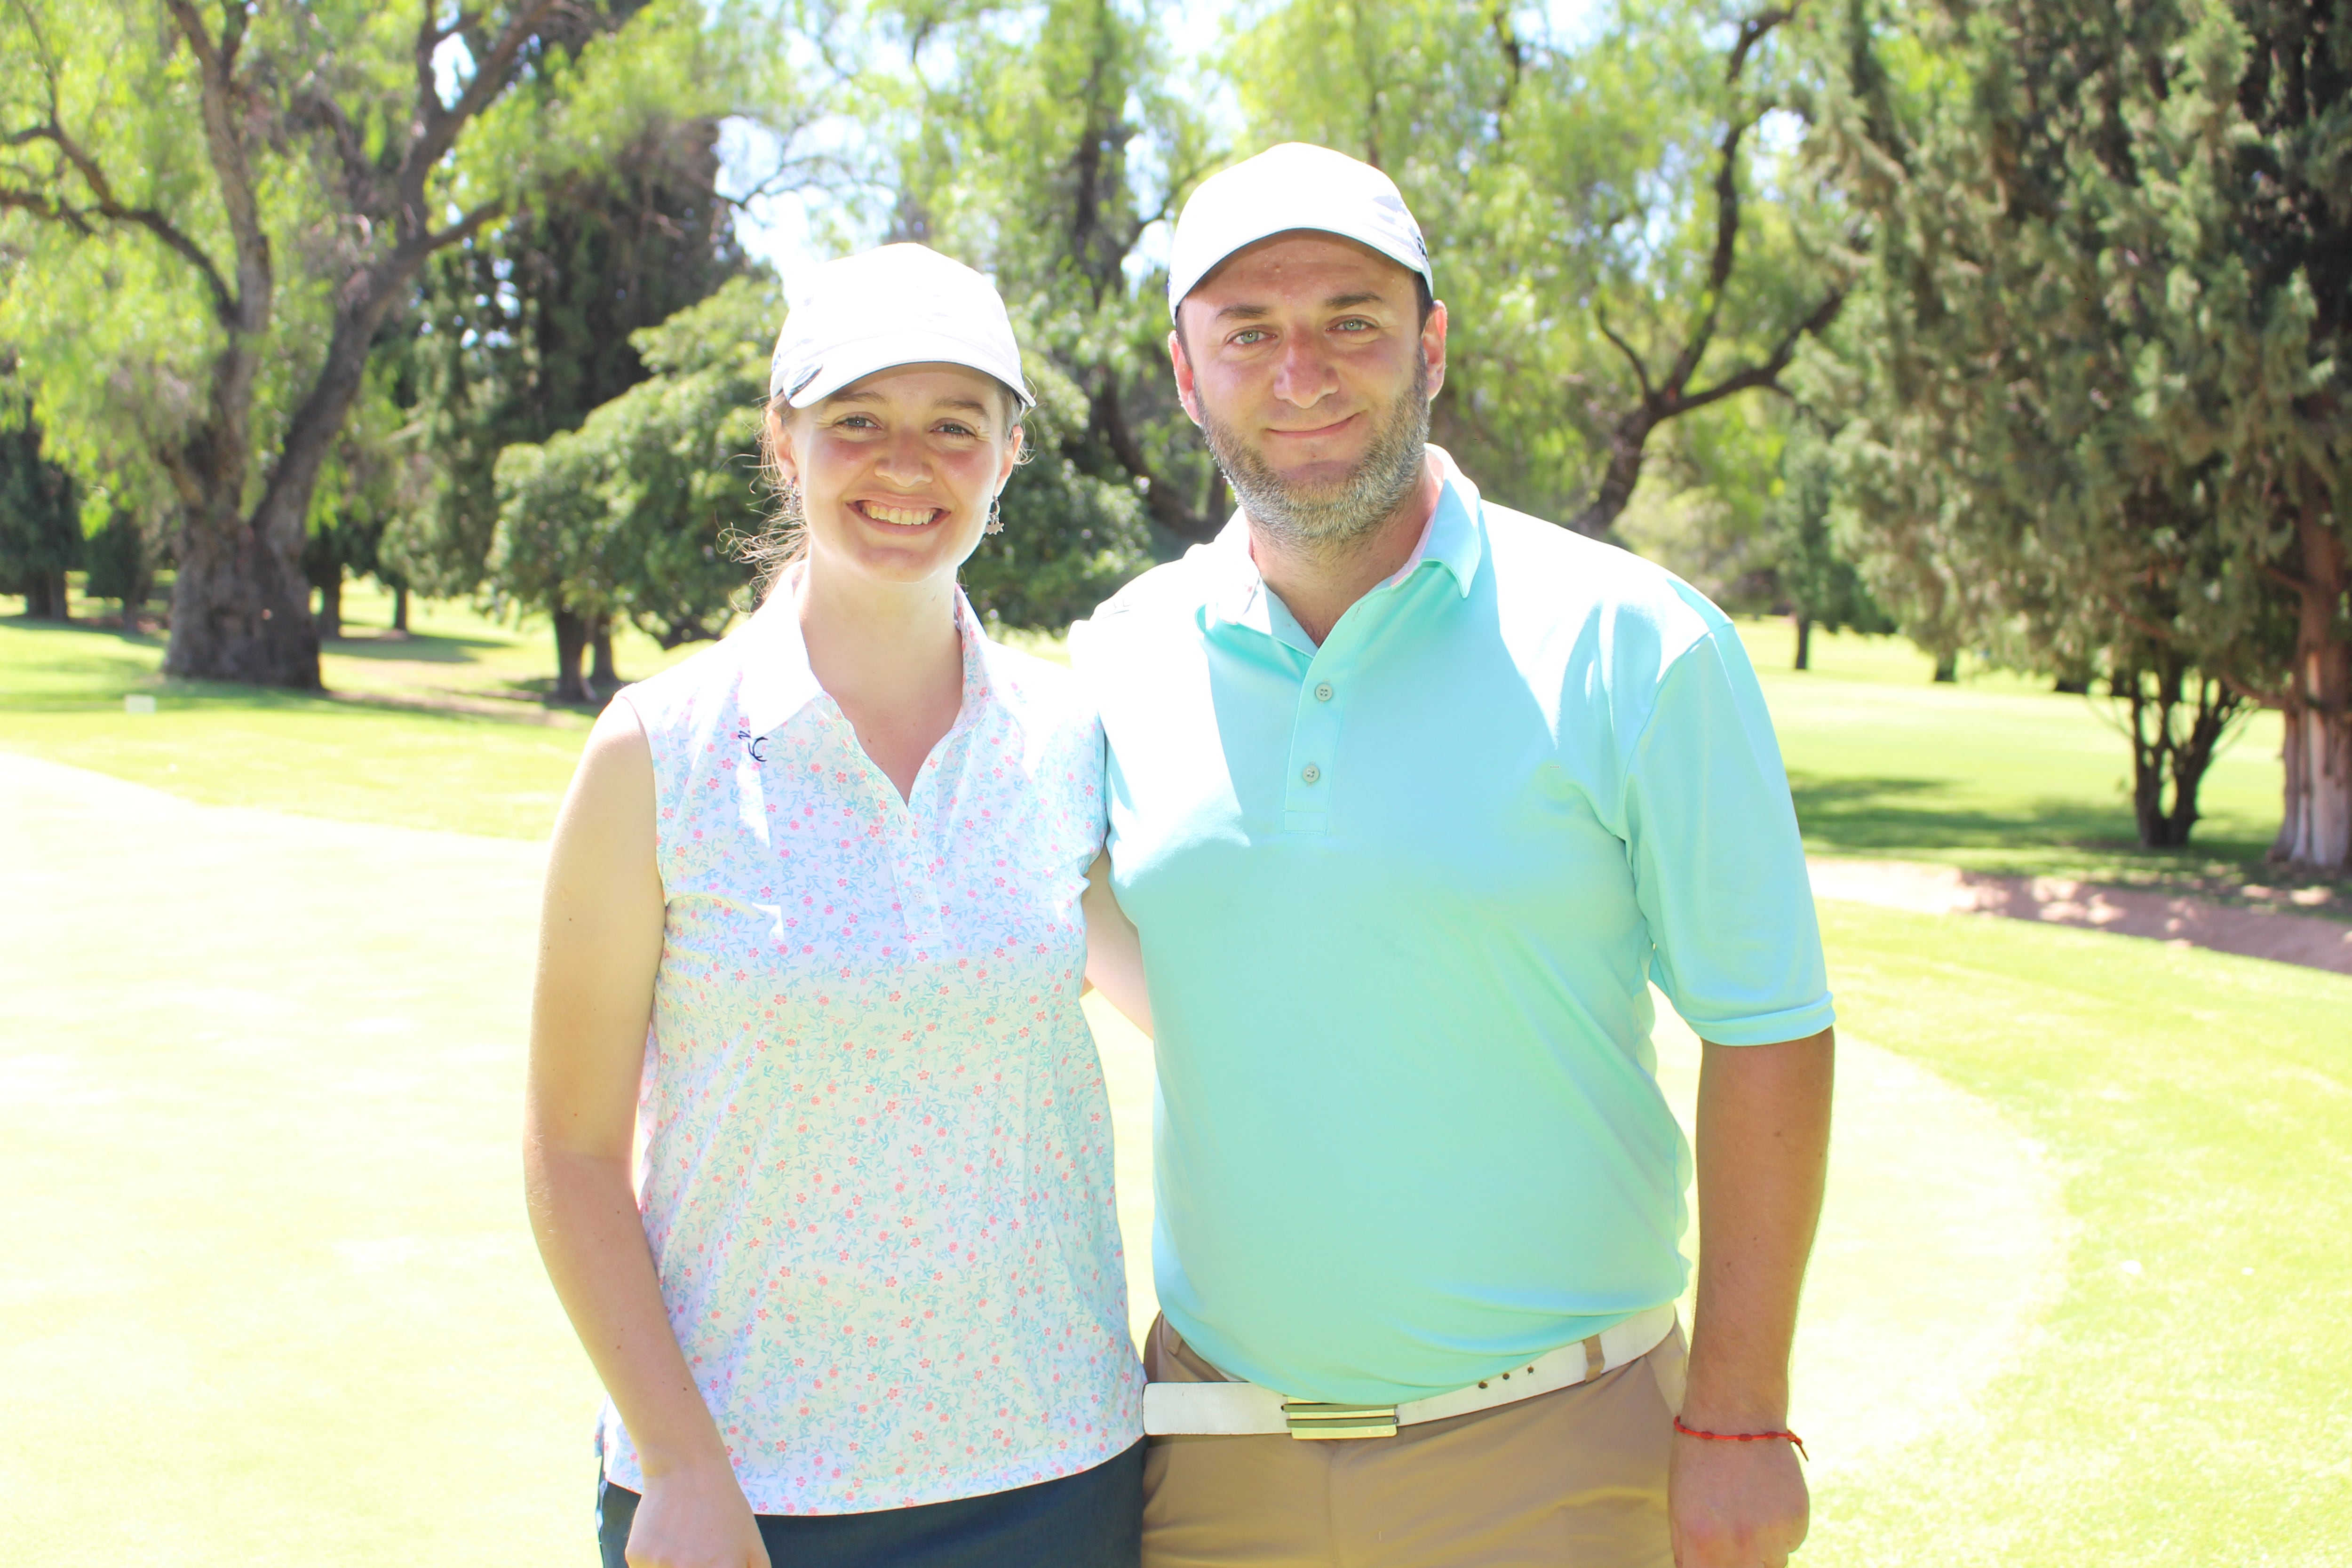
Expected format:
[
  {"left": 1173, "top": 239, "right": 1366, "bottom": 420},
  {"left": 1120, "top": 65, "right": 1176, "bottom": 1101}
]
[{"left": 1672, "top": 1415, "right": 1808, "bottom": 1461}]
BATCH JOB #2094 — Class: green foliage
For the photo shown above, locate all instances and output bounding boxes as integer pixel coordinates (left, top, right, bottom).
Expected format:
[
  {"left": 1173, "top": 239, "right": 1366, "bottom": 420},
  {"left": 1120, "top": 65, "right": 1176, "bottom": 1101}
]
[
  {"left": 1770, "top": 413, "right": 1892, "bottom": 637},
  {"left": 487, "top": 273, "right": 774, "bottom": 647},
  {"left": 1812, "top": 0, "right": 2352, "bottom": 856},
  {"left": 384, "top": 33, "right": 759, "bottom": 605},
  {"left": 0, "top": 385, "right": 81, "bottom": 616},
  {"left": 81, "top": 509, "right": 155, "bottom": 613},
  {"left": 857, "top": 0, "right": 1224, "bottom": 563},
  {"left": 1229, "top": 0, "right": 1850, "bottom": 533}
]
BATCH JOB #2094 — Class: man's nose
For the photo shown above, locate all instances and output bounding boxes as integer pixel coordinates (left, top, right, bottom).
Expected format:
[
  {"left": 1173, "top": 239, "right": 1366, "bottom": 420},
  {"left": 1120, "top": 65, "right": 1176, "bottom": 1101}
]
[{"left": 1270, "top": 333, "right": 1339, "bottom": 408}]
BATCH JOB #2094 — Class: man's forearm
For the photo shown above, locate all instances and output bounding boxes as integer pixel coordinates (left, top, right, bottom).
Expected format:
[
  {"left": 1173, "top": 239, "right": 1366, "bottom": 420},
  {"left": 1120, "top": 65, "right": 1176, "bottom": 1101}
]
[{"left": 1683, "top": 1029, "right": 1834, "bottom": 1425}]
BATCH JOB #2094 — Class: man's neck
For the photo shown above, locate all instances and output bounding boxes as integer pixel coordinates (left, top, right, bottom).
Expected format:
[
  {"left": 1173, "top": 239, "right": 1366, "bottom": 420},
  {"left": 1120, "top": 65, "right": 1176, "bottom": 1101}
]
[{"left": 1248, "top": 456, "right": 1443, "bottom": 646}]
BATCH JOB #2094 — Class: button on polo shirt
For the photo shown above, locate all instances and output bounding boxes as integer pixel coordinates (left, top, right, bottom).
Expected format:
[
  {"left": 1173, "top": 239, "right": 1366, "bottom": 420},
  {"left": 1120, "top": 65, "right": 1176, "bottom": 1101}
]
[{"left": 1069, "top": 451, "right": 1834, "bottom": 1407}]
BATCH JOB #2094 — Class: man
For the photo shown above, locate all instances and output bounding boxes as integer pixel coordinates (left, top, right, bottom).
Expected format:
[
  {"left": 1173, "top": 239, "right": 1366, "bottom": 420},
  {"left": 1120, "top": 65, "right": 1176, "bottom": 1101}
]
[{"left": 1070, "top": 143, "right": 1836, "bottom": 1568}]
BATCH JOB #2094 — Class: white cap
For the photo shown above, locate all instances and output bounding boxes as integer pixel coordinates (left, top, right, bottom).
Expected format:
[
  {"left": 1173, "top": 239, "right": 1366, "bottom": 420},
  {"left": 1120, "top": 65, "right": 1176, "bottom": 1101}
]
[
  {"left": 1166, "top": 143, "right": 1432, "bottom": 321},
  {"left": 769, "top": 243, "right": 1033, "bottom": 410}
]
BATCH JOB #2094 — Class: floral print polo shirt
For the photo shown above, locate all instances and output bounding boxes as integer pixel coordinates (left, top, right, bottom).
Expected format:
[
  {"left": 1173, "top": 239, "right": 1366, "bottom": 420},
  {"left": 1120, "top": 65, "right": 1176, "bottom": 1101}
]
[{"left": 598, "top": 589, "right": 1143, "bottom": 1514}]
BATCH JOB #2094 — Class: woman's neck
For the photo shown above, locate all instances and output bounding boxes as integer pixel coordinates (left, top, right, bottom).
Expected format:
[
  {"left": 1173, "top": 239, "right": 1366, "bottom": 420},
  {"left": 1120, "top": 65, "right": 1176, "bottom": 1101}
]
[{"left": 792, "top": 558, "right": 965, "bottom": 800}]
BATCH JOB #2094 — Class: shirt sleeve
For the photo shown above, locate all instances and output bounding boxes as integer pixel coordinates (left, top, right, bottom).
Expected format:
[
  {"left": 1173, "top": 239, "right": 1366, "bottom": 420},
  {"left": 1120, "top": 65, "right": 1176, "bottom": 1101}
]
[{"left": 1621, "top": 622, "right": 1835, "bottom": 1046}]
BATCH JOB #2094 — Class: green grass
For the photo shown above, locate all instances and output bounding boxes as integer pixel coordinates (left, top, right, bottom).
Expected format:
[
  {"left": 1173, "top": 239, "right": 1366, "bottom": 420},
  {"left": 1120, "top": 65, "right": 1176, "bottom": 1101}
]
[
  {"left": 1731, "top": 619, "right": 2312, "bottom": 902},
  {"left": 0, "top": 582, "right": 705, "bottom": 838},
  {"left": 8, "top": 592, "right": 2330, "bottom": 906},
  {"left": 1804, "top": 900, "right": 2352, "bottom": 1565},
  {"left": 7, "top": 754, "right": 2343, "bottom": 1563},
  {"left": 6, "top": 587, "right": 2349, "bottom": 1563}
]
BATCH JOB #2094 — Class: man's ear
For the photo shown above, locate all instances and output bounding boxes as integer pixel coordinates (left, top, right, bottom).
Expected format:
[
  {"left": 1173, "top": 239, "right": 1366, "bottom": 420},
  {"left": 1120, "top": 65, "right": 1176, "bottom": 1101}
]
[
  {"left": 1422, "top": 299, "right": 1449, "bottom": 404},
  {"left": 1168, "top": 325, "right": 1204, "bottom": 428}
]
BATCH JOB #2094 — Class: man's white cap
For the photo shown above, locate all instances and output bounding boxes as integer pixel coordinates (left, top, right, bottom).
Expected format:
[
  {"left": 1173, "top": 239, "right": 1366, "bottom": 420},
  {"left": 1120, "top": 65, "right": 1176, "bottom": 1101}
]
[
  {"left": 1166, "top": 143, "right": 1432, "bottom": 321},
  {"left": 769, "top": 243, "right": 1033, "bottom": 410}
]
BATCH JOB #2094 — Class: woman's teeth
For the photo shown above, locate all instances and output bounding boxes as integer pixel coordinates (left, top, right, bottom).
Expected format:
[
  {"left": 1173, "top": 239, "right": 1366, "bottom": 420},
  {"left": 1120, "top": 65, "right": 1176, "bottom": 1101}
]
[{"left": 860, "top": 502, "right": 941, "bottom": 528}]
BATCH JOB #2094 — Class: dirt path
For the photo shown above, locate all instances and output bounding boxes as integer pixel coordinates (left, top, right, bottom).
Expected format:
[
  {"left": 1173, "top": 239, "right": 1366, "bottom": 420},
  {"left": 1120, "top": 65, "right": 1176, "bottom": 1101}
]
[{"left": 1809, "top": 857, "right": 2352, "bottom": 976}]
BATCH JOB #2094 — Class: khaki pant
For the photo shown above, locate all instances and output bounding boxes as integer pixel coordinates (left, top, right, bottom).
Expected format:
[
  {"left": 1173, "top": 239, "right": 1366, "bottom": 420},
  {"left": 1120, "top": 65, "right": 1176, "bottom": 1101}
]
[{"left": 1141, "top": 1315, "right": 1685, "bottom": 1568}]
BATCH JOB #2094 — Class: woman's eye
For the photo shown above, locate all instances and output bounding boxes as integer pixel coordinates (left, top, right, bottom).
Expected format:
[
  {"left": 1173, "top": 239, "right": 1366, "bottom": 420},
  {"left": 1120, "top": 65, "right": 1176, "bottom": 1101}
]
[
  {"left": 836, "top": 414, "right": 879, "bottom": 430},
  {"left": 936, "top": 422, "right": 977, "bottom": 438}
]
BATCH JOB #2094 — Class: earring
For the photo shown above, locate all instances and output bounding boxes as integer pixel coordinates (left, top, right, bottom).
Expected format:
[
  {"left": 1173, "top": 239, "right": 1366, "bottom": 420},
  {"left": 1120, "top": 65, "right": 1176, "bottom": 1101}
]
[{"left": 984, "top": 495, "right": 1003, "bottom": 535}]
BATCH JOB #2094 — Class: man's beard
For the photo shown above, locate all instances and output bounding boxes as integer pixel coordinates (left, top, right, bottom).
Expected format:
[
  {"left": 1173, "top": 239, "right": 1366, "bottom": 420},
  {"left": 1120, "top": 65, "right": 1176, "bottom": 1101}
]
[{"left": 1199, "top": 357, "right": 1430, "bottom": 553}]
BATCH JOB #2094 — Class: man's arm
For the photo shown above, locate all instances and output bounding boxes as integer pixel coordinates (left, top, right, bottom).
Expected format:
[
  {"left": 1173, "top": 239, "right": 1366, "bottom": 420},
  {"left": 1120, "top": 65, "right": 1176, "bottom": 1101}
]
[{"left": 1670, "top": 1027, "right": 1834, "bottom": 1568}]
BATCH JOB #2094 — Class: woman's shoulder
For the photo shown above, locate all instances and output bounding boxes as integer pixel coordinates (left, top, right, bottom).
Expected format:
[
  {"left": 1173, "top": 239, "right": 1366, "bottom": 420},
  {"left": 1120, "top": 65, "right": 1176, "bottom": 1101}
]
[{"left": 615, "top": 623, "right": 775, "bottom": 742}]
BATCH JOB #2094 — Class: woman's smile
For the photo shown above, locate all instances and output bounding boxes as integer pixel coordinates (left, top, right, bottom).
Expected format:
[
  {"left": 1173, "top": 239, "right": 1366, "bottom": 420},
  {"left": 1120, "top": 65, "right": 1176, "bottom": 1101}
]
[{"left": 852, "top": 498, "right": 947, "bottom": 529}]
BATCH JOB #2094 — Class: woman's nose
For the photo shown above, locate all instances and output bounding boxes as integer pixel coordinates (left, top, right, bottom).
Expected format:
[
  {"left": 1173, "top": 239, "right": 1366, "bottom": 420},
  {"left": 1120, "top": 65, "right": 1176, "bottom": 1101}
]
[{"left": 874, "top": 433, "right": 930, "bottom": 485}]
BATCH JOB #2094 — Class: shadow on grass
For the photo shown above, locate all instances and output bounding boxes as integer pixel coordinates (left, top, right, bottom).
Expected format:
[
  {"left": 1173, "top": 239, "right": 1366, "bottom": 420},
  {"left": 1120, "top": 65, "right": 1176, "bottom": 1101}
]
[
  {"left": 323, "top": 629, "right": 509, "bottom": 663},
  {"left": 1789, "top": 771, "right": 2340, "bottom": 904},
  {"left": 1791, "top": 773, "right": 2130, "bottom": 853}
]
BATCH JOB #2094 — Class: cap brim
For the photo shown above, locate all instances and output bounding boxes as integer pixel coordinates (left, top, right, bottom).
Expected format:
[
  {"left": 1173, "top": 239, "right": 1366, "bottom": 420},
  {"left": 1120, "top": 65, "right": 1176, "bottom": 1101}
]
[{"left": 784, "top": 329, "right": 1033, "bottom": 411}]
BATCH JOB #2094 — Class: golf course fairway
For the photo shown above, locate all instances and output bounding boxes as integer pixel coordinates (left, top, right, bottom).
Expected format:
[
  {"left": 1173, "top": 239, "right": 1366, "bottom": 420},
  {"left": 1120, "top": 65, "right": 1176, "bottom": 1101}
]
[{"left": 3, "top": 750, "right": 2346, "bottom": 1564}]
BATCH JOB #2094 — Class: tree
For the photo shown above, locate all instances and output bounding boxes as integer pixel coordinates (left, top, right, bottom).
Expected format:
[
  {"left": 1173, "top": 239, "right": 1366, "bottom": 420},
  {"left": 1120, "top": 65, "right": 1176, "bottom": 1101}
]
[
  {"left": 1226, "top": 0, "right": 1851, "bottom": 536},
  {"left": 487, "top": 272, "right": 774, "bottom": 700},
  {"left": 861, "top": 0, "right": 1219, "bottom": 562},
  {"left": 1815, "top": 0, "right": 2349, "bottom": 864},
  {"left": 0, "top": 372, "right": 80, "bottom": 619},
  {"left": 1765, "top": 409, "right": 1891, "bottom": 669},
  {"left": 0, "top": 0, "right": 755, "bottom": 688},
  {"left": 390, "top": 109, "right": 755, "bottom": 598},
  {"left": 83, "top": 507, "right": 159, "bottom": 628}
]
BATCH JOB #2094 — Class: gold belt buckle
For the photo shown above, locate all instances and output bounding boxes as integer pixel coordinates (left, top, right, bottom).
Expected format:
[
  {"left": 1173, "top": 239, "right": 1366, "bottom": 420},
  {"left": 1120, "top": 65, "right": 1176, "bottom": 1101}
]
[{"left": 1281, "top": 1400, "right": 1399, "bottom": 1440}]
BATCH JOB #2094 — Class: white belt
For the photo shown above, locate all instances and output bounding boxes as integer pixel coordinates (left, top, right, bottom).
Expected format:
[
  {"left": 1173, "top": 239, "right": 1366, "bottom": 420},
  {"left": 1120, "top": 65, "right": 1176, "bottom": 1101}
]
[{"left": 1143, "top": 1303, "right": 1678, "bottom": 1440}]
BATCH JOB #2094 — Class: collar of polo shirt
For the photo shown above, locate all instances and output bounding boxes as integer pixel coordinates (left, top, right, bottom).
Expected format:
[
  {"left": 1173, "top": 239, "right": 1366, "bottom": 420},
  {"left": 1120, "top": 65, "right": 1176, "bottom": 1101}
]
[{"left": 733, "top": 573, "right": 991, "bottom": 742}]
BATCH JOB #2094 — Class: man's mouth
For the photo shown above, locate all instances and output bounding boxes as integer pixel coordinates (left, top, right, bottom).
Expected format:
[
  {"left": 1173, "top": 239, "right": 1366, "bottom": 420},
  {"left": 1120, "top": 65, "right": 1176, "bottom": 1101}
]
[
  {"left": 1264, "top": 411, "right": 1361, "bottom": 441},
  {"left": 855, "top": 500, "right": 944, "bottom": 529}
]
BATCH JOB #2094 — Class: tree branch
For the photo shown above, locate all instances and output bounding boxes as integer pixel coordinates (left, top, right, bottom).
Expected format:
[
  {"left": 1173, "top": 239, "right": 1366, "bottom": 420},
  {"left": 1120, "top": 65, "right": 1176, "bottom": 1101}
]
[
  {"left": 1660, "top": 114, "right": 1754, "bottom": 398},
  {"left": 1671, "top": 286, "right": 1844, "bottom": 417},
  {"left": 0, "top": 120, "right": 238, "bottom": 320},
  {"left": 1725, "top": 8, "right": 1795, "bottom": 86},
  {"left": 1094, "top": 378, "right": 1219, "bottom": 543},
  {"left": 1594, "top": 310, "right": 1656, "bottom": 402},
  {"left": 159, "top": 0, "right": 270, "bottom": 329},
  {"left": 398, "top": 0, "right": 563, "bottom": 246}
]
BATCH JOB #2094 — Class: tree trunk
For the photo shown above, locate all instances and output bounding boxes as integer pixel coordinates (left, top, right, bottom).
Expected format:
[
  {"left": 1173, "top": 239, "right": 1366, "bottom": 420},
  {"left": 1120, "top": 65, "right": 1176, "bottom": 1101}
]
[
  {"left": 2270, "top": 507, "right": 2352, "bottom": 871},
  {"left": 551, "top": 605, "right": 594, "bottom": 705},
  {"left": 392, "top": 586, "right": 410, "bottom": 634},
  {"left": 315, "top": 569, "right": 343, "bottom": 641},
  {"left": 22, "top": 569, "right": 70, "bottom": 620},
  {"left": 165, "top": 512, "right": 320, "bottom": 688},
  {"left": 2122, "top": 661, "right": 2242, "bottom": 849},
  {"left": 1792, "top": 613, "right": 1812, "bottom": 671},
  {"left": 1933, "top": 650, "right": 1958, "bottom": 683},
  {"left": 589, "top": 614, "right": 618, "bottom": 693}
]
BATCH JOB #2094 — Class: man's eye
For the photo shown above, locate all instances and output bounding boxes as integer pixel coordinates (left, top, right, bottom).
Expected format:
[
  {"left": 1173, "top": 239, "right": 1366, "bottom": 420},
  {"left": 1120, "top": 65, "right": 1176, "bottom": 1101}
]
[
  {"left": 1335, "top": 318, "right": 1374, "bottom": 333},
  {"left": 1230, "top": 328, "right": 1269, "bottom": 346}
]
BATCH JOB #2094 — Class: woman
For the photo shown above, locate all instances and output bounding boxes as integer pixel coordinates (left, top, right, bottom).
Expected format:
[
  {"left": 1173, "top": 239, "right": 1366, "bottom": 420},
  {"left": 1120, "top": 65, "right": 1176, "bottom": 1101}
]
[{"left": 524, "top": 243, "right": 1145, "bottom": 1568}]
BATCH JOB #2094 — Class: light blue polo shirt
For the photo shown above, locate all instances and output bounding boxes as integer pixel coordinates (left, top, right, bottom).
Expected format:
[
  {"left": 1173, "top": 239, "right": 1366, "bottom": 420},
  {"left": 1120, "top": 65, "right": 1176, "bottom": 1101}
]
[{"left": 1068, "top": 454, "right": 1834, "bottom": 1406}]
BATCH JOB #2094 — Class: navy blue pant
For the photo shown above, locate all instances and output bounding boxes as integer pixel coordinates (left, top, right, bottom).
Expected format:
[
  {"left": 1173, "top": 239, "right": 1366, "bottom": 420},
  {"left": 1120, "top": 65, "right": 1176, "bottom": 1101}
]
[{"left": 597, "top": 1441, "right": 1144, "bottom": 1568}]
